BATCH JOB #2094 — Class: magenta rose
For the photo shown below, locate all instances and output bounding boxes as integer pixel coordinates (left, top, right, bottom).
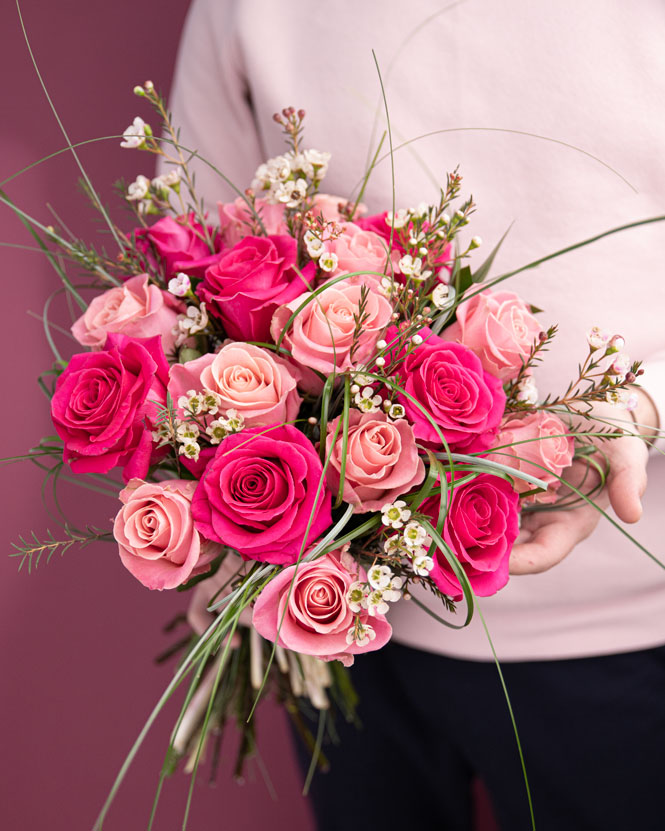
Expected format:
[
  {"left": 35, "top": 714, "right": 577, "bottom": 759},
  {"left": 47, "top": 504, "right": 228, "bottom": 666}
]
[
  {"left": 132, "top": 214, "right": 219, "bottom": 279},
  {"left": 113, "top": 479, "right": 221, "bottom": 590},
  {"left": 325, "top": 410, "right": 425, "bottom": 512},
  {"left": 445, "top": 289, "right": 543, "bottom": 381},
  {"left": 489, "top": 411, "right": 574, "bottom": 503},
  {"left": 71, "top": 273, "right": 184, "bottom": 352},
  {"left": 50, "top": 333, "right": 168, "bottom": 480},
  {"left": 168, "top": 341, "right": 302, "bottom": 428},
  {"left": 421, "top": 473, "right": 520, "bottom": 600},
  {"left": 390, "top": 327, "right": 505, "bottom": 452},
  {"left": 191, "top": 425, "right": 332, "bottom": 565},
  {"left": 271, "top": 280, "right": 393, "bottom": 392},
  {"left": 252, "top": 548, "right": 392, "bottom": 666},
  {"left": 197, "top": 235, "right": 314, "bottom": 342}
]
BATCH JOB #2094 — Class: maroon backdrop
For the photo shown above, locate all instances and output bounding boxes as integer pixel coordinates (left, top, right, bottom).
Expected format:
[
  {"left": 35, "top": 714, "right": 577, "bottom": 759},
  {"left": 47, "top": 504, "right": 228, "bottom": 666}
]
[{"left": 0, "top": 2, "right": 497, "bottom": 829}]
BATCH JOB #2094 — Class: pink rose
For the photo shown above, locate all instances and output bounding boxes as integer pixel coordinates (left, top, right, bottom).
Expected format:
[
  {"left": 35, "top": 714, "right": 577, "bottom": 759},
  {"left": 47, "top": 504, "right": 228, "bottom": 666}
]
[
  {"left": 252, "top": 548, "right": 392, "bottom": 666},
  {"left": 311, "top": 193, "right": 360, "bottom": 222},
  {"left": 271, "top": 280, "right": 393, "bottom": 392},
  {"left": 389, "top": 327, "right": 505, "bottom": 452},
  {"left": 327, "top": 222, "right": 400, "bottom": 286},
  {"left": 421, "top": 473, "right": 520, "bottom": 600},
  {"left": 132, "top": 214, "right": 219, "bottom": 279},
  {"left": 50, "top": 333, "right": 168, "bottom": 480},
  {"left": 198, "top": 235, "right": 314, "bottom": 342},
  {"left": 489, "top": 411, "right": 574, "bottom": 503},
  {"left": 168, "top": 341, "right": 302, "bottom": 427},
  {"left": 445, "top": 290, "right": 543, "bottom": 381},
  {"left": 71, "top": 274, "right": 184, "bottom": 352},
  {"left": 218, "top": 198, "right": 288, "bottom": 247},
  {"left": 191, "top": 425, "right": 332, "bottom": 565},
  {"left": 325, "top": 410, "right": 425, "bottom": 512},
  {"left": 113, "top": 479, "right": 221, "bottom": 590}
]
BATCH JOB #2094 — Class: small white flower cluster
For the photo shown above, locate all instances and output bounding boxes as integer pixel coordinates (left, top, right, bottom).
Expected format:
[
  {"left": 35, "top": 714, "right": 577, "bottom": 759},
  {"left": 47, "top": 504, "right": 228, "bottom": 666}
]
[
  {"left": 354, "top": 386, "right": 382, "bottom": 413},
  {"left": 125, "top": 168, "right": 180, "bottom": 215},
  {"left": 381, "top": 500, "right": 412, "bottom": 529},
  {"left": 398, "top": 253, "right": 433, "bottom": 282},
  {"left": 120, "top": 116, "right": 150, "bottom": 149},
  {"left": 346, "top": 562, "right": 405, "bottom": 622},
  {"left": 516, "top": 374, "right": 539, "bottom": 406},
  {"left": 385, "top": 208, "right": 410, "bottom": 230},
  {"left": 168, "top": 272, "right": 191, "bottom": 298},
  {"left": 382, "top": 509, "right": 435, "bottom": 577},
  {"left": 606, "top": 388, "right": 639, "bottom": 411},
  {"left": 587, "top": 326, "right": 611, "bottom": 350},
  {"left": 172, "top": 303, "right": 209, "bottom": 347},
  {"left": 251, "top": 149, "right": 331, "bottom": 208},
  {"left": 345, "top": 619, "right": 376, "bottom": 648}
]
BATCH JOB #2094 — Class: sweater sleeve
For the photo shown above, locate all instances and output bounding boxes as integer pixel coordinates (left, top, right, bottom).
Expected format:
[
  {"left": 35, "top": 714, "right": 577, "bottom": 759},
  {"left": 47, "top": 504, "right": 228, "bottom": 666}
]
[{"left": 158, "top": 0, "right": 265, "bottom": 209}]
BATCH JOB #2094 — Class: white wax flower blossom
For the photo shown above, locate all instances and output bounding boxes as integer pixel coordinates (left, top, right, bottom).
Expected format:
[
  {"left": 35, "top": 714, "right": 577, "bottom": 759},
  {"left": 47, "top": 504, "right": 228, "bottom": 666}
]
[
  {"left": 607, "top": 335, "right": 625, "bottom": 353},
  {"left": 303, "top": 148, "right": 331, "bottom": 176},
  {"left": 201, "top": 391, "right": 222, "bottom": 415},
  {"left": 224, "top": 409, "right": 245, "bottom": 432},
  {"left": 353, "top": 373, "right": 375, "bottom": 387},
  {"left": 403, "top": 521, "right": 427, "bottom": 549},
  {"left": 610, "top": 353, "right": 631, "bottom": 378},
  {"left": 178, "top": 390, "right": 205, "bottom": 416},
  {"left": 346, "top": 622, "right": 377, "bottom": 647},
  {"left": 179, "top": 441, "right": 201, "bottom": 462},
  {"left": 206, "top": 419, "right": 228, "bottom": 444},
  {"left": 606, "top": 388, "right": 639, "bottom": 410},
  {"left": 346, "top": 582, "right": 368, "bottom": 613},
  {"left": 168, "top": 272, "right": 191, "bottom": 297},
  {"left": 120, "top": 116, "right": 149, "bottom": 149},
  {"left": 151, "top": 422, "right": 174, "bottom": 448},
  {"left": 368, "top": 564, "right": 393, "bottom": 590},
  {"left": 587, "top": 326, "right": 611, "bottom": 349},
  {"left": 431, "top": 283, "right": 456, "bottom": 310},
  {"left": 412, "top": 554, "right": 435, "bottom": 576},
  {"left": 355, "top": 386, "right": 382, "bottom": 413},
  {"left": 516, "top": 375, "right": 539, "bottom": 406},
  {"left": 383, "top": 535, "right": 402, "bottom": 556},
  {"left": 385, "top": 208, "right": 409, "bottom": 229},
  {"left": 367, "top": 590, "right": 390, "bottom": 616},
  {"left": 383, "top": 575, "right": 405, "bottom": 603},
  {"left": 151, "top": 170, "right": 181, "bottom": 193},
  {"left": 304, "top": 231, "right": 325, "bottom": 259},
  {"left": 388, "top": 403, "right": 406, "bottom": 420},
  {"left": 176, "top": 422, "right": 200, "bottom": 443},
  {"left": 399, "top": 254, "right": 423, "bottom": 278},
  {"left": 173, "top": 303, "right": 209, "bottom": 347},
  {"left": 318, "top": 250, "right": 338, "bottom": 273},
  {"left": 381, "top": 500, "right": 412, "bottom": 529},
  {"left": 126, "top": 174, "right": 150, "bottom": 201}
]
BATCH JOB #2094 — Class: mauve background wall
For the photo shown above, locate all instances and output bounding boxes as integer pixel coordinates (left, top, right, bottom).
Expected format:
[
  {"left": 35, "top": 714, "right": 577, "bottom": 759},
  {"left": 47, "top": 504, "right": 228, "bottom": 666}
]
[{"left": 0, "top": 2, "right": 497, "bottom": 830}]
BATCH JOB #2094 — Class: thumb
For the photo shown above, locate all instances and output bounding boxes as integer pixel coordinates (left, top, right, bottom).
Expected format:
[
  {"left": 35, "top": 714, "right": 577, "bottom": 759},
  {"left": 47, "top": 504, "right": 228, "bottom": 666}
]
[{"left": 606, "top": 438, "right": 648, "bottom": 523}]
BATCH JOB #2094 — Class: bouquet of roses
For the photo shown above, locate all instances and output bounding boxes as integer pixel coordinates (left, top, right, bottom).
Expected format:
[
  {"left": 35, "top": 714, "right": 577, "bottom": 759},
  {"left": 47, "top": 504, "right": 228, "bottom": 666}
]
[{"left": 6, "top": 85, "right": 647, "bottom": 823}]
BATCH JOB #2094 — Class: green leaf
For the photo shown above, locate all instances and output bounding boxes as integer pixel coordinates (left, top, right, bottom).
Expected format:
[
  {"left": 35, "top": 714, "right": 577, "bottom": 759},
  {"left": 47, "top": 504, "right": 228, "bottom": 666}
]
[{"left": 471, "top": 223, "right": 512, "bottom": 284}]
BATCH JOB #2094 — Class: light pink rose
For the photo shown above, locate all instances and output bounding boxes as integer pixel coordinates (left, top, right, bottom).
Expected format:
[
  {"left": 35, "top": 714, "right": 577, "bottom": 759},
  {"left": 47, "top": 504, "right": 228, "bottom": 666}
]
[
  {"left": 489, "top": 411, "right": 575, "bottom": 503},
  {"left": 252, "top": 548, "right": 392, "bottom": 666},
  {"left": 270, "top": 280, "right": 393, "bottom": 392},
  {"left": 113, "top": 478, "right": 221, "bottom": 590},
  {"left": 327, "top": 222, "right": 401, "bottom": 287},
  {"left": 218, "top": 198, "right": 289, "bottom": 247},
  {"left": 325, "top": 410, "right": 425, "bottom": 512},
  {"left": 445, "top": 289, "right": 543, "bottom": 381},
  {"left": 71, "top": 274, "right": 184, "bottom": 352},
  {"left": 311, "top": 193, "right": 364, "bottom": 222},
  {"left": 168, "top": 341, "right": 302, "bottom": 427}
]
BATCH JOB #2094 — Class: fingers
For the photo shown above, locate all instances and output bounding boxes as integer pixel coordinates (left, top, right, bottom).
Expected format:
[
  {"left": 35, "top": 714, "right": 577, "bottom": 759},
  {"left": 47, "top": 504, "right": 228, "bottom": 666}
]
[
  {"left": 509, "top": 505, "right": 600, "bottom": 575},
  {"left": 605, "top": 437, "right": 648, "bottom": 524}
]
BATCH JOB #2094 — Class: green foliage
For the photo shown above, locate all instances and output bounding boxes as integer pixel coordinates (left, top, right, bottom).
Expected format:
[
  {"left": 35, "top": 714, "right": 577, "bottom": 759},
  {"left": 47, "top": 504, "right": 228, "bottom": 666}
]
[{"left": 10, "top": 524, "right": 113, "bottom": 573}]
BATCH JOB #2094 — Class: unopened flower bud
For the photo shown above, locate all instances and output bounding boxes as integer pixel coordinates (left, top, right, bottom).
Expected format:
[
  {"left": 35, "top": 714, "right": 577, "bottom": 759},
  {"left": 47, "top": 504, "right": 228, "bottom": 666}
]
[
  {"left": 470, "top": 236, "right": 482, "bottom": 249},
  {"left": 133, "top": 85, "right": 145, "bottom": 96},
  {"left": 375, "top": 357, "right": 386, "bottom": 367}
]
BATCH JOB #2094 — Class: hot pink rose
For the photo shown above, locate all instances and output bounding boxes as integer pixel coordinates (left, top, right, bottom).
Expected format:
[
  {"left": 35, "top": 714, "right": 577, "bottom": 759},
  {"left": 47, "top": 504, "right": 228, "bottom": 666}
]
[
  {"left": 168, "top": 341, "right": 302, "bottom": 428},
  {"left": 271, "top": 280, "right": 393, "bottom": 392},
  {"left": 489, "top": 411, "right": 574, "bottom": 503},
  {"left": 191, "top": 425, "right": 332, "bottom": 565},
  {"left": 218, "top": 198, "right": 288, "bottom": 247},
  {"left": 389, "top": 327, "right": 505, "bottom": 452},
  {"left": 113, "top": 479, "right": 221, "bottom": 590},
  {"left": 327, "top": 222, "right": 400, "bottom": 286},
  {"left": 132, "top": 214, "right": 219, "bottom": 279},
  {"left": 252, "top": 548, "right": 392, "bottom": 666},
  {"left": 421, "top": 473, "right": 520, "bottom": 600},
  {"left": 71, "top": 274, "right": 184, "bottom": 352},
  {"left": 198, "top": 235, "right": 314, "bottom": 342},
  {"left": 445, "top": 290, "right": 543, "bottom": 381},
  {"left": 50, "top": 333, "right": 168, "bottom": 480},
  {"left": 325, "top": 410, "right": 425, "bottom": 512}
]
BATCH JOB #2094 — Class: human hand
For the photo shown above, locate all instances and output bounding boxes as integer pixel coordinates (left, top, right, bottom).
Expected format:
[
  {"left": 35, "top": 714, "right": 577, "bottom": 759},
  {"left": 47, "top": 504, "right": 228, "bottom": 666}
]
[
  {"left": 187, "top": 551, "right": 254, "bottom": 644},
  {"left": 509, "top": 393, "right": 656, "bottom": 575}
]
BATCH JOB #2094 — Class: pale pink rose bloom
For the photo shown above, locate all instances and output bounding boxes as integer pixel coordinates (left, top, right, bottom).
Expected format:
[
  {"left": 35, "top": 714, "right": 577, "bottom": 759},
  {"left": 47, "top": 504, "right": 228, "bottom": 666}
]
[
  {"left": 270, "top": 280, "right": 393, "bottom": 392},
  {"left": 311, "top": 193, "right": 366, "bottom": 222},
  {"left": 168, "top": 341, "right": 302, "bottom": 427},
  {"left": 326, "top": 410, "right": 425, "bottom": 512},
  {"left": 252, "top": 547, "right": 392, "bottom": 667},
  {"left": 218, "top": 197, "right": 288, "bottom": 247},
  {"left": 489, "top": 411, "right": 575, "bottom": 503},
  {"left": 71, "top": 273, "right": 184, "bottom": 352},
  {"left": 327, "top": 222, "right": 401, "bottom": 288},
  {"left": 113, "top": 478, "right": 221, "bottom": 590},
  {"left": 445, "top": 289, "right": 543, "bottom": 381}
]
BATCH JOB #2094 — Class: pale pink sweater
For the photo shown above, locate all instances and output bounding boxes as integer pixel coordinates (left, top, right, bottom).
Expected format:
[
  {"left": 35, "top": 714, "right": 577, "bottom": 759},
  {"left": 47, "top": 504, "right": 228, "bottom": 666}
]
[{"left": 165, "top": 0, "right": 665, "bottom": 660}]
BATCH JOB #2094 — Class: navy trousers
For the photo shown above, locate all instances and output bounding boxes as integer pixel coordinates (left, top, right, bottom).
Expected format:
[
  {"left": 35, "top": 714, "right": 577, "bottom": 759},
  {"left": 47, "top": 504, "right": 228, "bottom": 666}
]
[{"left": 294, "top": 641, "right": 665, "bottom": 830}]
